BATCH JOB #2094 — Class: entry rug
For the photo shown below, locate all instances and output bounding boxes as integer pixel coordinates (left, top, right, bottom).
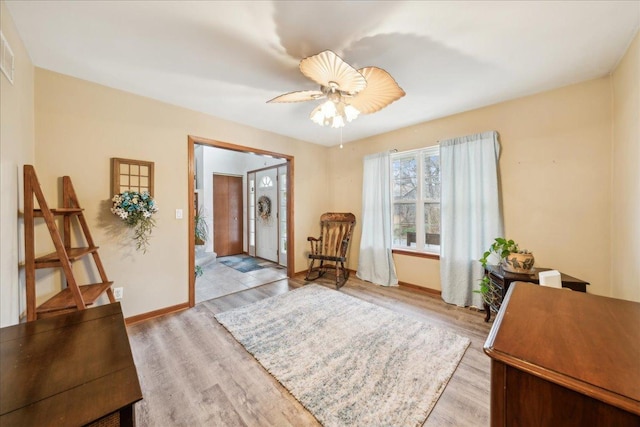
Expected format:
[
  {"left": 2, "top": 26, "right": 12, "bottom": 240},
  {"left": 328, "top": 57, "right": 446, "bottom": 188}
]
[
  {"left": 218, "top": 255, "right": 264, "bottom": 273},
  {"left": 215, "top": 285, "right": 471, "bottom": 427}
]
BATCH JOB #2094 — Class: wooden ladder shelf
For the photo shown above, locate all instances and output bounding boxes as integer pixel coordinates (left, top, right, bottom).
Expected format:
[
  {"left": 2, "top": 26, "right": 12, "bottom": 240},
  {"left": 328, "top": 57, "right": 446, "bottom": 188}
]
[{"left": 24, "top": 165, "right": 115, "bottom": 321}]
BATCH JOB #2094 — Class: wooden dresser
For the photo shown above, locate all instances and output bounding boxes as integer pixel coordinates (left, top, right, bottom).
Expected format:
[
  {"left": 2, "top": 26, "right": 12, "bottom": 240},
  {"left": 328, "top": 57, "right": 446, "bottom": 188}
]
[
  {"left": 483, "top": 265, "right": 589, "bottom": 322},
  {"left": 484, "top": 282, "right": 640, "bottom": 426},
  {"left": 0, "top": 302, "right": 142, "bottom": 426}
]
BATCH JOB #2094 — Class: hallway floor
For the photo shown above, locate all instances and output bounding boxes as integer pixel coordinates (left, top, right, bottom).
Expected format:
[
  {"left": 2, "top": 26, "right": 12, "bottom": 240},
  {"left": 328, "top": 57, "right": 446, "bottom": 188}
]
[{"left": 195, "top": 255, "right": 287, "bottom": 304}]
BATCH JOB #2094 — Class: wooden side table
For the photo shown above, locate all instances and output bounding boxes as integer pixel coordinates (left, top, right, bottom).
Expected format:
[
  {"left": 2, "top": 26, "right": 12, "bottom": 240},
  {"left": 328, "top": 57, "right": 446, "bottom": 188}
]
[
  {"left": 484, "top": 282, "right": 640, "bottom": 426},
  {"left": 0, "top": 302, "right": 142, "bottom": 426},
  {"left": 483, "top": 265, "right": 588, "bottom": 322}
]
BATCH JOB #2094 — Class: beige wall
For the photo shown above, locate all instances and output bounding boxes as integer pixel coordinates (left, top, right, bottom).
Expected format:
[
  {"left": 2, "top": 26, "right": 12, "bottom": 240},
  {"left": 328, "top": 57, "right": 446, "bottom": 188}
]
[
  {"left": 3, "top": 16, "right": 636, "bottom": 325},
  {"left": 611, "top": 31, "right": 640, "bottom": 302},
  {"left": 330, "top": 77, "right": 613, "bottom": 297},
  {"left": 34, "top": 68, "right": 328, "bottom": 319},
  {"left": 0, "top": 1, "right": 35, "bottom": 327}
]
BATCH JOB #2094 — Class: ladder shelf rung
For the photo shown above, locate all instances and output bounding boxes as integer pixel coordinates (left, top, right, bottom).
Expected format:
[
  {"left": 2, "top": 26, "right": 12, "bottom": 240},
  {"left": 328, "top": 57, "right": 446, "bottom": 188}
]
[
  {"left": 33, "top": 208, "right": 83, "bottom": 217},
  {"left": 34, "top": 247, "right": 99, "bottom": 268},
  {"left": 36, "top": 282, "right": 114, "bottom": 314}
]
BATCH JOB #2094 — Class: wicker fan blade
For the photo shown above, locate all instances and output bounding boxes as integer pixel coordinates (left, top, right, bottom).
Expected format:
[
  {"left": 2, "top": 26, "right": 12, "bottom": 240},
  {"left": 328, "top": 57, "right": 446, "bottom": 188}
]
[
  {"left": 348, "top": 67, "right": 405, "bottom": 114},
  {"left": 299, "top": 50, "right": 367, "bottom": 94},
  {"left": 267, "top": 90, "right": 325, "bottom": 103}
]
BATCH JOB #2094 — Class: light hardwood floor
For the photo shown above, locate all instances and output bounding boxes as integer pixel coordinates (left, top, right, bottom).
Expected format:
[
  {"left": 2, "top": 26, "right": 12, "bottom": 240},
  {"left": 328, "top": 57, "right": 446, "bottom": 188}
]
[
  {"left": 195, "top": 256, "right": 287, "bottom": 303},
  {"left": 127, "top": 276, "right": 493, "bottom": 426}
]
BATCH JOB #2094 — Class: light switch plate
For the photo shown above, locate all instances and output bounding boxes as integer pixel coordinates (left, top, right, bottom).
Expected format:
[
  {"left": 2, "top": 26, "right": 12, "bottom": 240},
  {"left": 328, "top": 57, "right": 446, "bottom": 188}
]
[{"left": 175, "top": 209, "right": 183, "bottom": 219}]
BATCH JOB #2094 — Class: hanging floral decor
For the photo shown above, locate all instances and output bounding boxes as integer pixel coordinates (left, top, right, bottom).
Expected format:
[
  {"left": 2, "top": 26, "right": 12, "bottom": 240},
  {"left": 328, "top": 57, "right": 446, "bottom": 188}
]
[
  {"left": 111, "top": 191, "right": 158, "bottom": 253},
  {"left": 257, "top": 195, "right": 272, "bottom": 222}
]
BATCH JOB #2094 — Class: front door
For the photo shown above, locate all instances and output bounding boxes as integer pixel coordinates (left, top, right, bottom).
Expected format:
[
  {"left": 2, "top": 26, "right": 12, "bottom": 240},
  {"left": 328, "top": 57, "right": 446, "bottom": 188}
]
[
  {"left": 255, "top": 168, "right": 278, "bottom": 262},
  {"left": 213, "top": 174, "right": 243, "bottom": 257}
]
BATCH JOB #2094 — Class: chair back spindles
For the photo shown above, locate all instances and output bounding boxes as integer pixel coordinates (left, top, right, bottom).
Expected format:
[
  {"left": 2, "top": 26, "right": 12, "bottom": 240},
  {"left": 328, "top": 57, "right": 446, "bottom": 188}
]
[{"left": 305, "top": 213, "right": 356, "bottom": 289}]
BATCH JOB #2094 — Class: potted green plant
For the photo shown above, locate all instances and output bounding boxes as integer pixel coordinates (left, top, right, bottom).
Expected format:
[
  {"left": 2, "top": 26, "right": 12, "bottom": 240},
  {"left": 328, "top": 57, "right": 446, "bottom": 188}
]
[
  {"left": 194, "top": 207, "right": 208, "bottom": 245},
  {"left": 195, "top": 265, "right": 204, "bottom": 278},
  {"left": 476, "top": 238, "right": 534, "bottom": 302}
]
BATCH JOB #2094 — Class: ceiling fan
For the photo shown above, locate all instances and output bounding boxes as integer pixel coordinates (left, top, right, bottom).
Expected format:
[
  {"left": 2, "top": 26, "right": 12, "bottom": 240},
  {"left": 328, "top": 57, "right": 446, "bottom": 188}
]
[{"left": 267, "top": 50, "right": 405, "bottom": 128}]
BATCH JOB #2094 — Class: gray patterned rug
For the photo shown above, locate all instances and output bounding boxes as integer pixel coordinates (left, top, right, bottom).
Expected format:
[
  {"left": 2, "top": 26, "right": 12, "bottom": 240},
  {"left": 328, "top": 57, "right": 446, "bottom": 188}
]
[
  {"left": 218, "top": 255, "right": 265, "bottom": 273},
  {"left": 215, "top": 285, "right": 470, "bottom": 426}
]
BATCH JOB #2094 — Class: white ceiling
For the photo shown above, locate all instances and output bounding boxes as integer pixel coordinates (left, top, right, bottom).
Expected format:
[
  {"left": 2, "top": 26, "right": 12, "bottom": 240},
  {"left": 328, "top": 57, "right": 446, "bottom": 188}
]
[{"left": 6, "top": 1, "right": 639, "bottom": 146}]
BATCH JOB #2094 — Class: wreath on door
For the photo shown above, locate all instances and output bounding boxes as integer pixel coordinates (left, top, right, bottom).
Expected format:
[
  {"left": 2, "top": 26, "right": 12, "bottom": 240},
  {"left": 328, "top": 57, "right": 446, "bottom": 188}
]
[{"left": 257, "top": 196, "right": 272, "bottom": 222}]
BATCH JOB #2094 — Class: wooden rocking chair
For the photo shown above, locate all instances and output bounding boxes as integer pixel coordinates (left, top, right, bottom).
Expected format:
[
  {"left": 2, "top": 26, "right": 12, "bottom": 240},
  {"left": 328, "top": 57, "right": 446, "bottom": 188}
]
[{"left": 305, "top": 212, "right": 356, "bottom": 289}]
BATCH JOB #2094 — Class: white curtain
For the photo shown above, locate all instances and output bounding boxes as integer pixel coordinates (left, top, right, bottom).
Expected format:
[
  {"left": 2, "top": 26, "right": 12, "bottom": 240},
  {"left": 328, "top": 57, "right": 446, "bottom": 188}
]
[
  {"left": 356, "top": 152, "right": 398, "bottom": 286},
  {"left": 440, "top": 131, "right": 503, "bottom": 307}
]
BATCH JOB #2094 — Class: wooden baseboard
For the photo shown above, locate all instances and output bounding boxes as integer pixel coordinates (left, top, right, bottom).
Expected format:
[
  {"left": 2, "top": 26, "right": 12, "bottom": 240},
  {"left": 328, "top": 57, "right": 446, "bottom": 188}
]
[
  {"left": 297, "top": 268, "right": 441, "bottom": 297},
  {"left": 124, "top": 275, "right": 437, "bottom": 325},
  {"left": 396, "top": 283, "right": 484, "bottom": 312},
  {"left": 125, "top": 302, "right": 190, "bottom": 325},
  {"left": 398, "top": 281, "right": 442, "bottom": 297}
]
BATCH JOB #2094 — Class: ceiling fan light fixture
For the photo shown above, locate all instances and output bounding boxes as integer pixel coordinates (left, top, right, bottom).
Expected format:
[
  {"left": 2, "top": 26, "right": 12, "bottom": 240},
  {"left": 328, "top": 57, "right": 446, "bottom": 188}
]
[
  {"left": 271, "top": 50, "right": 403, "bottom": 129},
  {"left": 334, "top": 101, "right": 360, "bottom": 124},
  {"left": 311, "top": 106, "right": 327, "bottom": 125},
  {"left": 320, "top": 99, "right": 337, "bottom": 117},
  {"left": 309, "top": 99, "right": 361, "bottom": 129},
  {"left": 331, "top": 115, "right": 345, "bottom": 129},
  {"left": 344, "top": 104, "right": 360, "bottom": 122}
]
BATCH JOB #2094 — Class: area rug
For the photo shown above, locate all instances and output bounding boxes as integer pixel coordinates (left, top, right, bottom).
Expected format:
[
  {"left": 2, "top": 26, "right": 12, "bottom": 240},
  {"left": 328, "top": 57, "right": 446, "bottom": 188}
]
[
  {"left": 218, "top": 254, "right": 264, "bottom": 273},
  {"left": 215, "top": 284, "right": 471, "bottom": 427}
]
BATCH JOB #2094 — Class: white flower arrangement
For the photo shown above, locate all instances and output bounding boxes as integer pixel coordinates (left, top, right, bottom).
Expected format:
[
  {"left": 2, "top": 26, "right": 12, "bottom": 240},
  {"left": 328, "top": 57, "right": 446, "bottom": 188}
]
[{"left": 111, "top": 191, "right": 158, "bottom": 253}]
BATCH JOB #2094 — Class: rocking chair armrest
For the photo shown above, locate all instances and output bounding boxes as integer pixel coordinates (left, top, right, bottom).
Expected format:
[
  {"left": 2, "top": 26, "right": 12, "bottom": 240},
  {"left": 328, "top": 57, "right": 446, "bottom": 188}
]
[{"left": 307, "top": 236, "right": 322, "bottom": 255}]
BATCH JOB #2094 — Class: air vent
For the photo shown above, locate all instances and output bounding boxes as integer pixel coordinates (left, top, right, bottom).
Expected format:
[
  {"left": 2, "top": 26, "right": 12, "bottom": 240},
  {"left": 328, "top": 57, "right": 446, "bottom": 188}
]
[{"left": 1, "top": 31, "right": 15, "bottom": 85}]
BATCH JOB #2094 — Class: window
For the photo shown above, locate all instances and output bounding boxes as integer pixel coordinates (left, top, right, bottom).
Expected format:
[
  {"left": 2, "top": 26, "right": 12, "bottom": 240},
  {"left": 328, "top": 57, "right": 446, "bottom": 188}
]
[
  {"left": 259, "top": 175, "right": 274, "bottom": 188},
  {"left": 391, "top": 146, "right": 440, "bottom": 254}
]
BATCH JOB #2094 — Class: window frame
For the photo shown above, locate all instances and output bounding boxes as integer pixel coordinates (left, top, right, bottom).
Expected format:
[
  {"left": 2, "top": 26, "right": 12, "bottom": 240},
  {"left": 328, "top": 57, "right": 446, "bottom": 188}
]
[
  {"left": 390, "top": 145, "right": 440, "bottom": 257},
  {"left": 111, "top": 157, "right": 154, "bottom": 197}
]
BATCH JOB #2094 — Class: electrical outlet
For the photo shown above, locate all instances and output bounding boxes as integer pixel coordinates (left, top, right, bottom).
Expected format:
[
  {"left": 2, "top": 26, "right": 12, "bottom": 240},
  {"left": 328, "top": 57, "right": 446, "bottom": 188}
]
[{"left": 113, "top": 287, "right": 123, "bottom": 300}]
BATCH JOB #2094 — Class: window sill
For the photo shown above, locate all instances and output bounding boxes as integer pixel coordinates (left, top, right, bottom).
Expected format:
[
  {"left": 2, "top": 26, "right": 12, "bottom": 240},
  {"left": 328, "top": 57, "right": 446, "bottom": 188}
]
[{"left": 392, "top": 249, "right": 440, "bottom": 260}]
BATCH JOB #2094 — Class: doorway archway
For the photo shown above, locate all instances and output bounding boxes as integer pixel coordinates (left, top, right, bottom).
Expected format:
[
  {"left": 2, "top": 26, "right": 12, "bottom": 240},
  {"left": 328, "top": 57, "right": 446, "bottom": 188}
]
[{"left": 188, "top": 136, "right": 294, "bottom": 307}]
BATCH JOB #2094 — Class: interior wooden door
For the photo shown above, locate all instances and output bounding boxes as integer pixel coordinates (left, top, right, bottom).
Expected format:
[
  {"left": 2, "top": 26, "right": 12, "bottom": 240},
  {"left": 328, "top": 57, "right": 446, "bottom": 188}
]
[{"left": 213, "top": 174, "right": 243, "bottom": 257}]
